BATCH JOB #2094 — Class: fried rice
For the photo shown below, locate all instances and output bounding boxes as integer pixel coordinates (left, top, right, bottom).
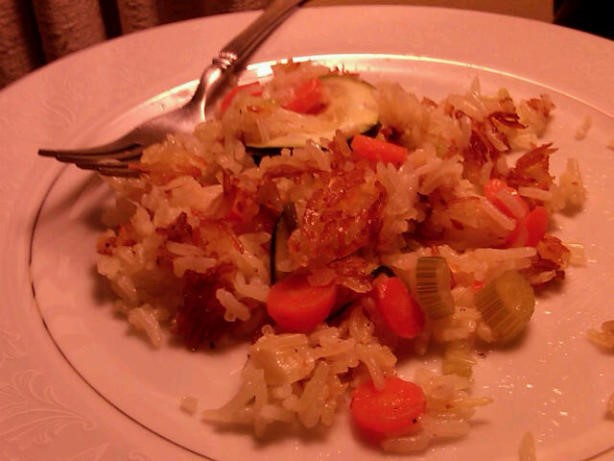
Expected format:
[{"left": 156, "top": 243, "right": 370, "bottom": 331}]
[{"left": 95, "top": 61, "right": 586, "bottom": 453}]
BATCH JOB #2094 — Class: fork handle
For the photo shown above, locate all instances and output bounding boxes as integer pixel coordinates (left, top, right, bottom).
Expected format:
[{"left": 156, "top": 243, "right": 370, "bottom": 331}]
[
  {"left": 188, "top": 0, "right": 307, "bottom": 116},
  {"left": 220, "top": 0, "right": 307, "bottom": 67}
]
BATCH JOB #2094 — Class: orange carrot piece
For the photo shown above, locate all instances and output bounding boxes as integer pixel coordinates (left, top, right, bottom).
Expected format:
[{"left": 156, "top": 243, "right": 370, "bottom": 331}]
[
  {"left": 281, "top": 77, "right": 326, "bottom": 114},
  {"left": 351, "top": 376, "right": 426, "bottom": 443},
  {"left": 507, "top": 205, "right": 549, "bottom": 247},
  {"left": 484, "top": 178, "right": 529, "bottom": 220},
  {"left": 351, "top": 134, "right": 409, "bottom": 166},
  {"left": 524, "top": 206, "right": 549, "bottom": 246},
  {"left": 219, "top": 82, "right": 263, "bottom": 114},
  {"left": 266, "top": 273, "right": 337, "bottom": 333},
  {"left": 372, "top": 275, "right": 425, "bottom": 339}
]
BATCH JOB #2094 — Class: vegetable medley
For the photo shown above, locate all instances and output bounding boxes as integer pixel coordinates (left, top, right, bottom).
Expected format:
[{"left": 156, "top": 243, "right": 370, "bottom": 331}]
[{"left": 96, "top": 61, "right": 586, "bottom": 451}]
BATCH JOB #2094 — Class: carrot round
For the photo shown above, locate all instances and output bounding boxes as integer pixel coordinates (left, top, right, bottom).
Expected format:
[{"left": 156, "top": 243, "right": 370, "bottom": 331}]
[
  {"left": 507, "top": 205, "right": 549, "bottom": 247},
  {"left": 484, "top": 178, "right": 529, "bottom": 220},
  {"left": 351, "top": 376, "right": 426, "bottom": 442},
  {"left": 524, "top": 206, "right": 549, "bottom": 246},
  {"left": 350, "top": 134, "right": 409, "bottom": 166},
  {"left": 266, "top": 273, "right": 337, "bottom": 333},
  {"left": 372, "top": 275, "right": 425, "bottom": 339}
]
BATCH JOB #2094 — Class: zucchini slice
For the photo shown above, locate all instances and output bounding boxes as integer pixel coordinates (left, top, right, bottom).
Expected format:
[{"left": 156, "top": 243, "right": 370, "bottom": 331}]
[{"left": 245, "top": 75, "right": 379, "bottom": 148}]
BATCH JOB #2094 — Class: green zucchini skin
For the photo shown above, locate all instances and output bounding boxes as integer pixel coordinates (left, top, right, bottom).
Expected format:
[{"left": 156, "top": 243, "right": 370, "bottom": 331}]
[
  {"left": 270, "top": 205, "right": 297, "bottom": 284},
  {"left": 246, "top": 75, "right": 379, "bottom": 149}
]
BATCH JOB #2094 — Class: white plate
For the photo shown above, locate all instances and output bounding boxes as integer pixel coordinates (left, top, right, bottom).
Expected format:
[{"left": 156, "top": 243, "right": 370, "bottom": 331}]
[{"left": 1, "top": 5, "right": 613, "bottom": 461}]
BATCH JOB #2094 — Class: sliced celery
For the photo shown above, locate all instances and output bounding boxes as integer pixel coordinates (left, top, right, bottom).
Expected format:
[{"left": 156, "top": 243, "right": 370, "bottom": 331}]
[
  {"left": 443, "top": 340, "right": 476, "bottom": 378},
  {"left": 415, "top": 256, "right": 455, "bottom": 318},
  {"left": 474, "top": 270, "right": 535, "bottom": 344}
]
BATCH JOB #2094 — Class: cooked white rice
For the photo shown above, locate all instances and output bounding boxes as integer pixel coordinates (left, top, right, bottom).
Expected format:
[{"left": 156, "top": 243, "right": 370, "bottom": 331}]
[
  {"left": 574, "top": 115, "right": 592, "bottom": 140},
  {"left": 95, "top": 61, "right": 587, "bottom": 453}
]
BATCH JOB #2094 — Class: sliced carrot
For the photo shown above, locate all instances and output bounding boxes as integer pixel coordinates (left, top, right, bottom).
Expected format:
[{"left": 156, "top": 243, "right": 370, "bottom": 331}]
[
  {"left": 506, "top": 205, "right": 549, "bottom": 247},
  {"left": 266, "top": 273, "right": 337, "bottom": 333},
  {"left": 471, "top": 280, "right": 485, "bottom": 292},
  {"left": 484, "top": 178, "right": 529, "bottom": 220},
  {"left": 504, "top": 219, "right": 528, "bottom": 248},
  {"left": 351, "top": 376, "right": 426, "bottom": 443},
  {"left": 372, "top": 275, "right": 425, "bottom": 339},
  {"left": 484, "top": 179, "right": 548, "bottom": 248},
  {"left": 351, "top": 134, "right": 409, "bottom": 166},
  {"left": 524, "top": 206, "right": 549, "bottom": 246},
  {"left": 281, "top": 77, "right": 325, "bottom": 114},
  {"left": 219, "top": 82, "right": 263, "bottom": 114}
]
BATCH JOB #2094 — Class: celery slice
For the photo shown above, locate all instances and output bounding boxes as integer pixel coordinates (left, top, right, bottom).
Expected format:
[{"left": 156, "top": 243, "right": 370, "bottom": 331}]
[
  {"left": 415, "top": 256, "right": 455, "bottom": 318},
  {"left": 474, "top": 270, "right": 535, "bottom": 344},
  {"left": 443, "top": 340, "right": 476, "bottom": 378}
]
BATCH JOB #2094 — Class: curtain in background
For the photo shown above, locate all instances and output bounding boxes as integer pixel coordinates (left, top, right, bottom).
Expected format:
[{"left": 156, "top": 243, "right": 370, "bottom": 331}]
[
  {"left": 0, "top": 0, "right": 276, "bottom": 88},
  {"left": 7, "top": 0, "right": 608, "bottom": 90}
]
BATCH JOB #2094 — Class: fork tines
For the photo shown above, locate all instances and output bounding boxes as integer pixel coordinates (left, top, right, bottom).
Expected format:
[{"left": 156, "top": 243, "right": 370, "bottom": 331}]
[
  {"left": 76, "top": 160, "right": 139, "bottom": 177},
  {"left": 38, "top": 145, "right": 142, "bottom": 176}
]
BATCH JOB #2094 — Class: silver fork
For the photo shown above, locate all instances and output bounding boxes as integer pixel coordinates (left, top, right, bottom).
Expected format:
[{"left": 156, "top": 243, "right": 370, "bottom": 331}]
[{"left": 38, "top": 0, "right": 307, "bottom": 177}]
